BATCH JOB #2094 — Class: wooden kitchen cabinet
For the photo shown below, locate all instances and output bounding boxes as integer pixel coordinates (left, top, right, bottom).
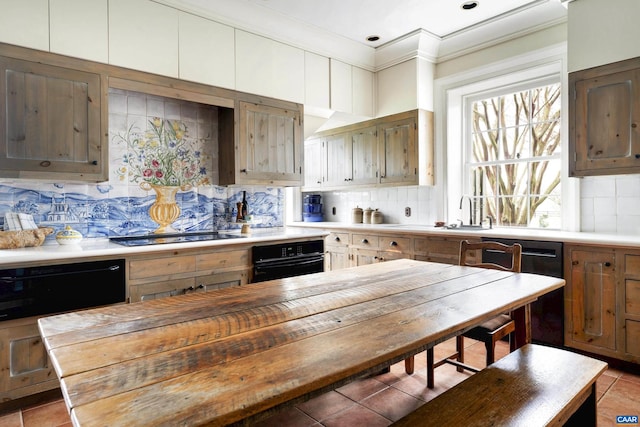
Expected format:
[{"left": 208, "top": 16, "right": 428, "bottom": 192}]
[
  {"left": 303, "top": 136, "right": 325, "bottom": 187},
  {"left": 302, "top": 109, "right": 433, "bottom": 190},
  {"left": 127, "top": 247, "right": 251, "bottom": 303},
  {"left": 413, "top": 236, "right": 477, "bottom": 265},
  {"left": 0, "top": 50, "right": 107, "bottom": 181},
  {"left": 351, "top": 125, "right": 378, "bottom": 186},
  {"left": 565, "top": 244, "right": 640, "bottom": 363},
  {"left": 566, "top": 248, "right": 616, "bottom": 351},
  {"left": 0, "top": 317, "right": 58, "bottom": 402},
  {"left": 378, "top": 115, "right": 417, "bottom": 185},
  {"left": 569, "top": 56, "right": 640, "bottom": 176},
  {"left": 350, "top": 233, "right": 411, "bottom": 266},
  {"left": 220, "top": 100, "right": 303, "bottom": 186},
  {"left": 324, "top": 231, "right": 350, "bottom": 271}
]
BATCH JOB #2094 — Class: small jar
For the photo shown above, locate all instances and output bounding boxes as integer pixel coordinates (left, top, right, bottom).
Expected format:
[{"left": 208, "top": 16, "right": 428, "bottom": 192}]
[
  {"left": 363, "top": 207, "right": 373, "bottom": 224},
  {"left": 371, "top": 209, "right": 384, "bottom": 224},
  {"left": 56, "top": 225, "right": 83, "bottom": 245},
  {"left": 352, "top": 207, "right": 363, "bottom": 224}
]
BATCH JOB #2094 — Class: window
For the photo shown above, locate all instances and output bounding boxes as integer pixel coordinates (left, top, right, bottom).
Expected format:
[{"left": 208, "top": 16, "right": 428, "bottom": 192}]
[{"left": 465, "top": 82, "right": 561, "bottom": 228}]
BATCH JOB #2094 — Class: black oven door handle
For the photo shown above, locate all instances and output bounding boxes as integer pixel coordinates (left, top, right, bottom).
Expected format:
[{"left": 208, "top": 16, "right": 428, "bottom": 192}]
[{"left": 254, "top": 256, "right": 324, "bottom": 271}]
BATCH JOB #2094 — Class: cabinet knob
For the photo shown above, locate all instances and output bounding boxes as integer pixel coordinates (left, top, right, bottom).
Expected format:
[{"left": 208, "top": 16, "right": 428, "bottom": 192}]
[
  {"left": 390, "top": 241, "right": 398, "bottom": 247},
  {"left": 635, "top": 154, "right": 640, "bottom": 159},
  {"left": 39, "top": 160, "right": 51, "bottom": 167},
  {"left": 362, "top": 239, "right": 368, "bottom": 244},
  {"left": 605, "top": 262, "right": 611, "bottom": 267},
  {"left": 334, "top": 236, "right": 341, "bottom": 242},
  {"left": 91, "top": 160, "right": 98, "bottom": 165},
  {"left": 240, "top": 168, "right": 247, "bottom": 173}
]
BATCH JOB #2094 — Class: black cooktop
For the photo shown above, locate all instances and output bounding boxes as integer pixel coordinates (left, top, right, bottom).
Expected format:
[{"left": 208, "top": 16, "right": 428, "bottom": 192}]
[{"left": 110, "top": 231, "right": 247, "bottom": 247}]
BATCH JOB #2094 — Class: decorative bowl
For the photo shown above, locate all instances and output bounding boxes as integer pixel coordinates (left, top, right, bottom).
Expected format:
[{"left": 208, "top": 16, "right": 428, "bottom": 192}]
[{"left": 56, "top": 225, "right": 83, "bottom": 245}]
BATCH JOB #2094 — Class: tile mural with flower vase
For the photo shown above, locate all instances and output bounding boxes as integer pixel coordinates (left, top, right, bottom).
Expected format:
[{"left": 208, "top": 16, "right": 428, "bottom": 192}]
[
  {"left": 0, "top": 89, "right": 284, "bottom": 240},
  {"left": 113, "top": 116, "right": 211, "bottom": 234}
]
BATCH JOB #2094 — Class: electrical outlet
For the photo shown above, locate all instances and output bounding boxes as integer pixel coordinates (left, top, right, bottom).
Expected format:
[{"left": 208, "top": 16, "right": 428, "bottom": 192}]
[{"left": 405, "top": 207, "right": 411, "bottom": 217}]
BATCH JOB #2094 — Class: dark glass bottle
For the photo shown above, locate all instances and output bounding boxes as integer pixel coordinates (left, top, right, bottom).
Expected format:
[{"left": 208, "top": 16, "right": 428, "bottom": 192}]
[{"left": 241, "top": 191, "right": 248, "bottom": 220}]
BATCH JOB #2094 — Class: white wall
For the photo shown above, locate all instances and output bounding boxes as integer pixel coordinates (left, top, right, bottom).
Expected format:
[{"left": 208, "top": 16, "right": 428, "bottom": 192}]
[{"left": 568, "top": 0, "right": 640, "bottom": 72}]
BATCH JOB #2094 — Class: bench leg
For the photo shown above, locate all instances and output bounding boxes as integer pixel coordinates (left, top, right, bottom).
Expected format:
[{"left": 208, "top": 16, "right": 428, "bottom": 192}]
[{"left": 456, "top": 336, "right": 465, "bottom": 372}]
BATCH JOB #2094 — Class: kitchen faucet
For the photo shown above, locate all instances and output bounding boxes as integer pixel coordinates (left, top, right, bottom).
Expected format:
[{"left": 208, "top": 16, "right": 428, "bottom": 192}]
[{"left": 459, "top": 196, "right": 473, "bottom": 226}]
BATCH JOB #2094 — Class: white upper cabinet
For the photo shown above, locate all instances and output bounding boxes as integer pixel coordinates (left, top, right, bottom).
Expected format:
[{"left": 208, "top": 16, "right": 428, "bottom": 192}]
[
  {"left": 179, "top": 13, "right": 235, "bottom": 89},
  {"left": 304, "top": 51, "right": 330, "bottom": 111},
  {"left": 49, "top": 0, "right": 108, "bottom": 63},
  {"left": 0, "top": 0, "right": 49, "bottom": 51},
  {"left": 330, "top": 59, "right": 352, "bottom": 114},
  {"left": 108, "top": 0, "right": 179, "bottom": 77},
  {"left": 235, "top": 30, "right": 305, "bottom": 103},
  {"left": 330, "top": 60, "right": 374, "bottom": 117},
  {"left": 352, "top": 66, "right": 374, "bottom": 117}
]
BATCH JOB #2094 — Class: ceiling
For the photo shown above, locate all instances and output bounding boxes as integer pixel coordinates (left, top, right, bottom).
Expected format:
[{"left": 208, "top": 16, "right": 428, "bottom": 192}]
[{"left": 173, "top": 0, "right": 567, "bottom": 50}]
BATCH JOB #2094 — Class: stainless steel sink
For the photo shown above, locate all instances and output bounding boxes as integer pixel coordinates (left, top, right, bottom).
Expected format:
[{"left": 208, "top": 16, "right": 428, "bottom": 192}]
[{"left": 445, "top": 224, "right": 486, "bottom": 231}]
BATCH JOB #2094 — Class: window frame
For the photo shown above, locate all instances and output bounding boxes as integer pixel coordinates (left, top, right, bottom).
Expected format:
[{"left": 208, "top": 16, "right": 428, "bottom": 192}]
[
  {"left": 435, "top": 46, "right": 579, "bottom": 231},
  {"left": 463, "top": 77, "right": 562, "bottom": 229}
]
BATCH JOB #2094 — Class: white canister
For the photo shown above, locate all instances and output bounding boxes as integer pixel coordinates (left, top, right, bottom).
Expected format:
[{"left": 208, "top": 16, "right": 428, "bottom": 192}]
[
  {"left": 371, "top": 209, "right": 383, "bottom": 224},
  {"left": 352, "top": 207, "right": 363, "bottom": 223},
  {"left": 363, "top": 207, "right": 373, "bottom": 224}
]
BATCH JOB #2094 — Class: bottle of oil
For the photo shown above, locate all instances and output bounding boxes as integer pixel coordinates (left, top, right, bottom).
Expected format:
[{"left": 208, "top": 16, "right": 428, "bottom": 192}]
[{"left": 241, "top": 191, "right": 249, "bottom": 220}]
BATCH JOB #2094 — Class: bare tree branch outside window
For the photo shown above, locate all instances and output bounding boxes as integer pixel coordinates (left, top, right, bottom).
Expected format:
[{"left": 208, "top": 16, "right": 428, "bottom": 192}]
[{"left": 469, "top": 83, "right": 561, "bottom": 228}]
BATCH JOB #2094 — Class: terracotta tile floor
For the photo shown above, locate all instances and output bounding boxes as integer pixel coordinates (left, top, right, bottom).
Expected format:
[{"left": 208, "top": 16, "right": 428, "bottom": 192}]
[{"left": 2, "top": 338, "right": 638, "bottom": 426}]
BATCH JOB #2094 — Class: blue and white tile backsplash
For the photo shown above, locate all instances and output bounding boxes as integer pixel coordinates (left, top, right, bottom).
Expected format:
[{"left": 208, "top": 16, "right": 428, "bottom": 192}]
[{"left": 0, "top": 89, "right": 284, "bottom": 240}]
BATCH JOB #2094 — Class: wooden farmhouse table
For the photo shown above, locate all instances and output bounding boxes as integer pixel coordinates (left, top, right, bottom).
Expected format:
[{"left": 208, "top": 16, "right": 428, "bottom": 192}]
[{"left": 38, "top": 259, "right": 565, "bottom": 426}]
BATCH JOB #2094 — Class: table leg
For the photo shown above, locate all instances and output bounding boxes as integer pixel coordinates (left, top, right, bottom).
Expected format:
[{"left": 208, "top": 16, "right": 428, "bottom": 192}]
[{"left": 512, "top": 304, "right": 531, "bottom": 349}]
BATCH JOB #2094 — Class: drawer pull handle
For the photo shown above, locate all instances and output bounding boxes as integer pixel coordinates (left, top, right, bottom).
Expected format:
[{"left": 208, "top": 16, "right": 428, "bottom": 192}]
[
  {"left": 334, "top": 236, "right": 341, "bottom": 242},
  {"left": 605, "top": 262, "right": 611, "bottom": 267},
  {"left": 390, "top": 241, "right": 398, "bottom": 247},
  {"left": 362, "top": 239, "right": 368, "bottom": 244}
]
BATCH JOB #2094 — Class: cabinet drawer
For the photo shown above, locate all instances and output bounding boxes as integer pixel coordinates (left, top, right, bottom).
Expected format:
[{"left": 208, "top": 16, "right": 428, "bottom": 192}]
[
  {"left": 625, "top": 254, "right": 640, "bottom": 277},
  {"left": 351, "top": 233, "right": 379, "bottom": 249},
  {"left": 379, "top": 236, "right": 411, "bottom": 253},
  {"left": 325, "top": 232, "right": 349, "bottom": 247},
  {"left": 414, "top": 237, "right": 462, "bottom": 258},
  {"left": 196, "top": 250, "right": 250, "bottom": 271},
  {"left": 129, "top": 255, "right": 196, "bottom": 280}
]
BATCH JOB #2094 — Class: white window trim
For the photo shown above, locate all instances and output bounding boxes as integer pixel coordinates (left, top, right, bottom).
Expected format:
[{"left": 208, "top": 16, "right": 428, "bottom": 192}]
[{"left": 433, "top": 43, "right": 580, "bottom": 231}]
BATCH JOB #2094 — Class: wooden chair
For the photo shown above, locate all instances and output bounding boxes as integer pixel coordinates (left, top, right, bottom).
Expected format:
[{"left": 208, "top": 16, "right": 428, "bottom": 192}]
[{"left": 404, "top": 240, "right": 522, "bottom": 388}]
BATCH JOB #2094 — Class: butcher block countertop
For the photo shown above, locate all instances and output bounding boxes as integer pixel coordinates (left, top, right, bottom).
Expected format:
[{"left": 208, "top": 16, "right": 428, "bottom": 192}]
[
  {"left": 39, "top": 259, "right": 564, "bottom": 426},
  {"left": 0, "top": 228, "right": 328, "bottom": 268}
]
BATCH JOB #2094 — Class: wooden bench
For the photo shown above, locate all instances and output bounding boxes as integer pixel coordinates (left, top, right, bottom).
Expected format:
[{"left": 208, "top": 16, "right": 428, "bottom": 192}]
[{"left": 392, "top": 344, "right": 607, "bottom": 427}]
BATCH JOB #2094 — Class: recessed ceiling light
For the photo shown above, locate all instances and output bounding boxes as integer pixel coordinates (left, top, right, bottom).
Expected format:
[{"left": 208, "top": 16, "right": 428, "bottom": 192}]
[
  {"left": 461, "top": 1, "right": 479, "bottom": 10},
  {"left": 366, "top": 35, "right": 380, "bottom": 42}
]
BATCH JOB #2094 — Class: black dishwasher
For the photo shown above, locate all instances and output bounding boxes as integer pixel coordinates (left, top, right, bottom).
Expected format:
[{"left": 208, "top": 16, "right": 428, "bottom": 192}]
[
  {"left": 0, "top": 259, "right": 126, "bottom": 321},
  {"left": 482, "top": 237, "right": 564, "bottom": 347}
]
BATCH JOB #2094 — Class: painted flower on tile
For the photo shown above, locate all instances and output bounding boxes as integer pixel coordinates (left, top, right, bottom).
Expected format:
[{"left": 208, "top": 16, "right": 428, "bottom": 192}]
[{"left": 114, "top": 118, "right": 210, "bottom": 187}]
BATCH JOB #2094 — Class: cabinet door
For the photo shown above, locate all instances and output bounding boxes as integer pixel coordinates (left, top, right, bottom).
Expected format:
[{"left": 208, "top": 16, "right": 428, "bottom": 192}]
[
  {"left": 303, "top": 137, "right": 325, "bottom": 187},
  {"left": 325, "top": 132, "right": 352, "bottom": 186},
  {"left": 378, "top": 116, "right": 417, "bottom": 185},
  {"left": 568, "top": 249, "right": 616, "bottom": 350},
  {"left": 195, "top": 270, "right": 249, "bottom": 291},
  {"left": 237, "top": 101, "right": 302, "bottom": 185},
  {"left": 325, "top": 245, "right": 350, "bottom": 271},
  {"left": 130, "top": 278, "right": 196, "bottom": 302},
  {"left": 0, "top": 320, "right": 57, "bottom": 399},
  {"left": 0, "top": 56, "right": 105, "bottom": 180},
  {"left": 351, "top": 248, "right": 381, "bottom": 266},
  {"left": 350, "top": 125, "right": 378, "bottom": 185},
  {"left": 571, "top": 65, "right": 640, "bottom": 176}
]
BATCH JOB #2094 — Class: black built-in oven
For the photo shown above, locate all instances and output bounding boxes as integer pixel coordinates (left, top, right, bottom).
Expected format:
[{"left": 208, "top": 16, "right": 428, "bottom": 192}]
[
  {"left": 0, "top": 259, "right": 126, "bottom": 321},
  {"left": 252, "top": 240, "right": 324, "bottom": 282}
]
